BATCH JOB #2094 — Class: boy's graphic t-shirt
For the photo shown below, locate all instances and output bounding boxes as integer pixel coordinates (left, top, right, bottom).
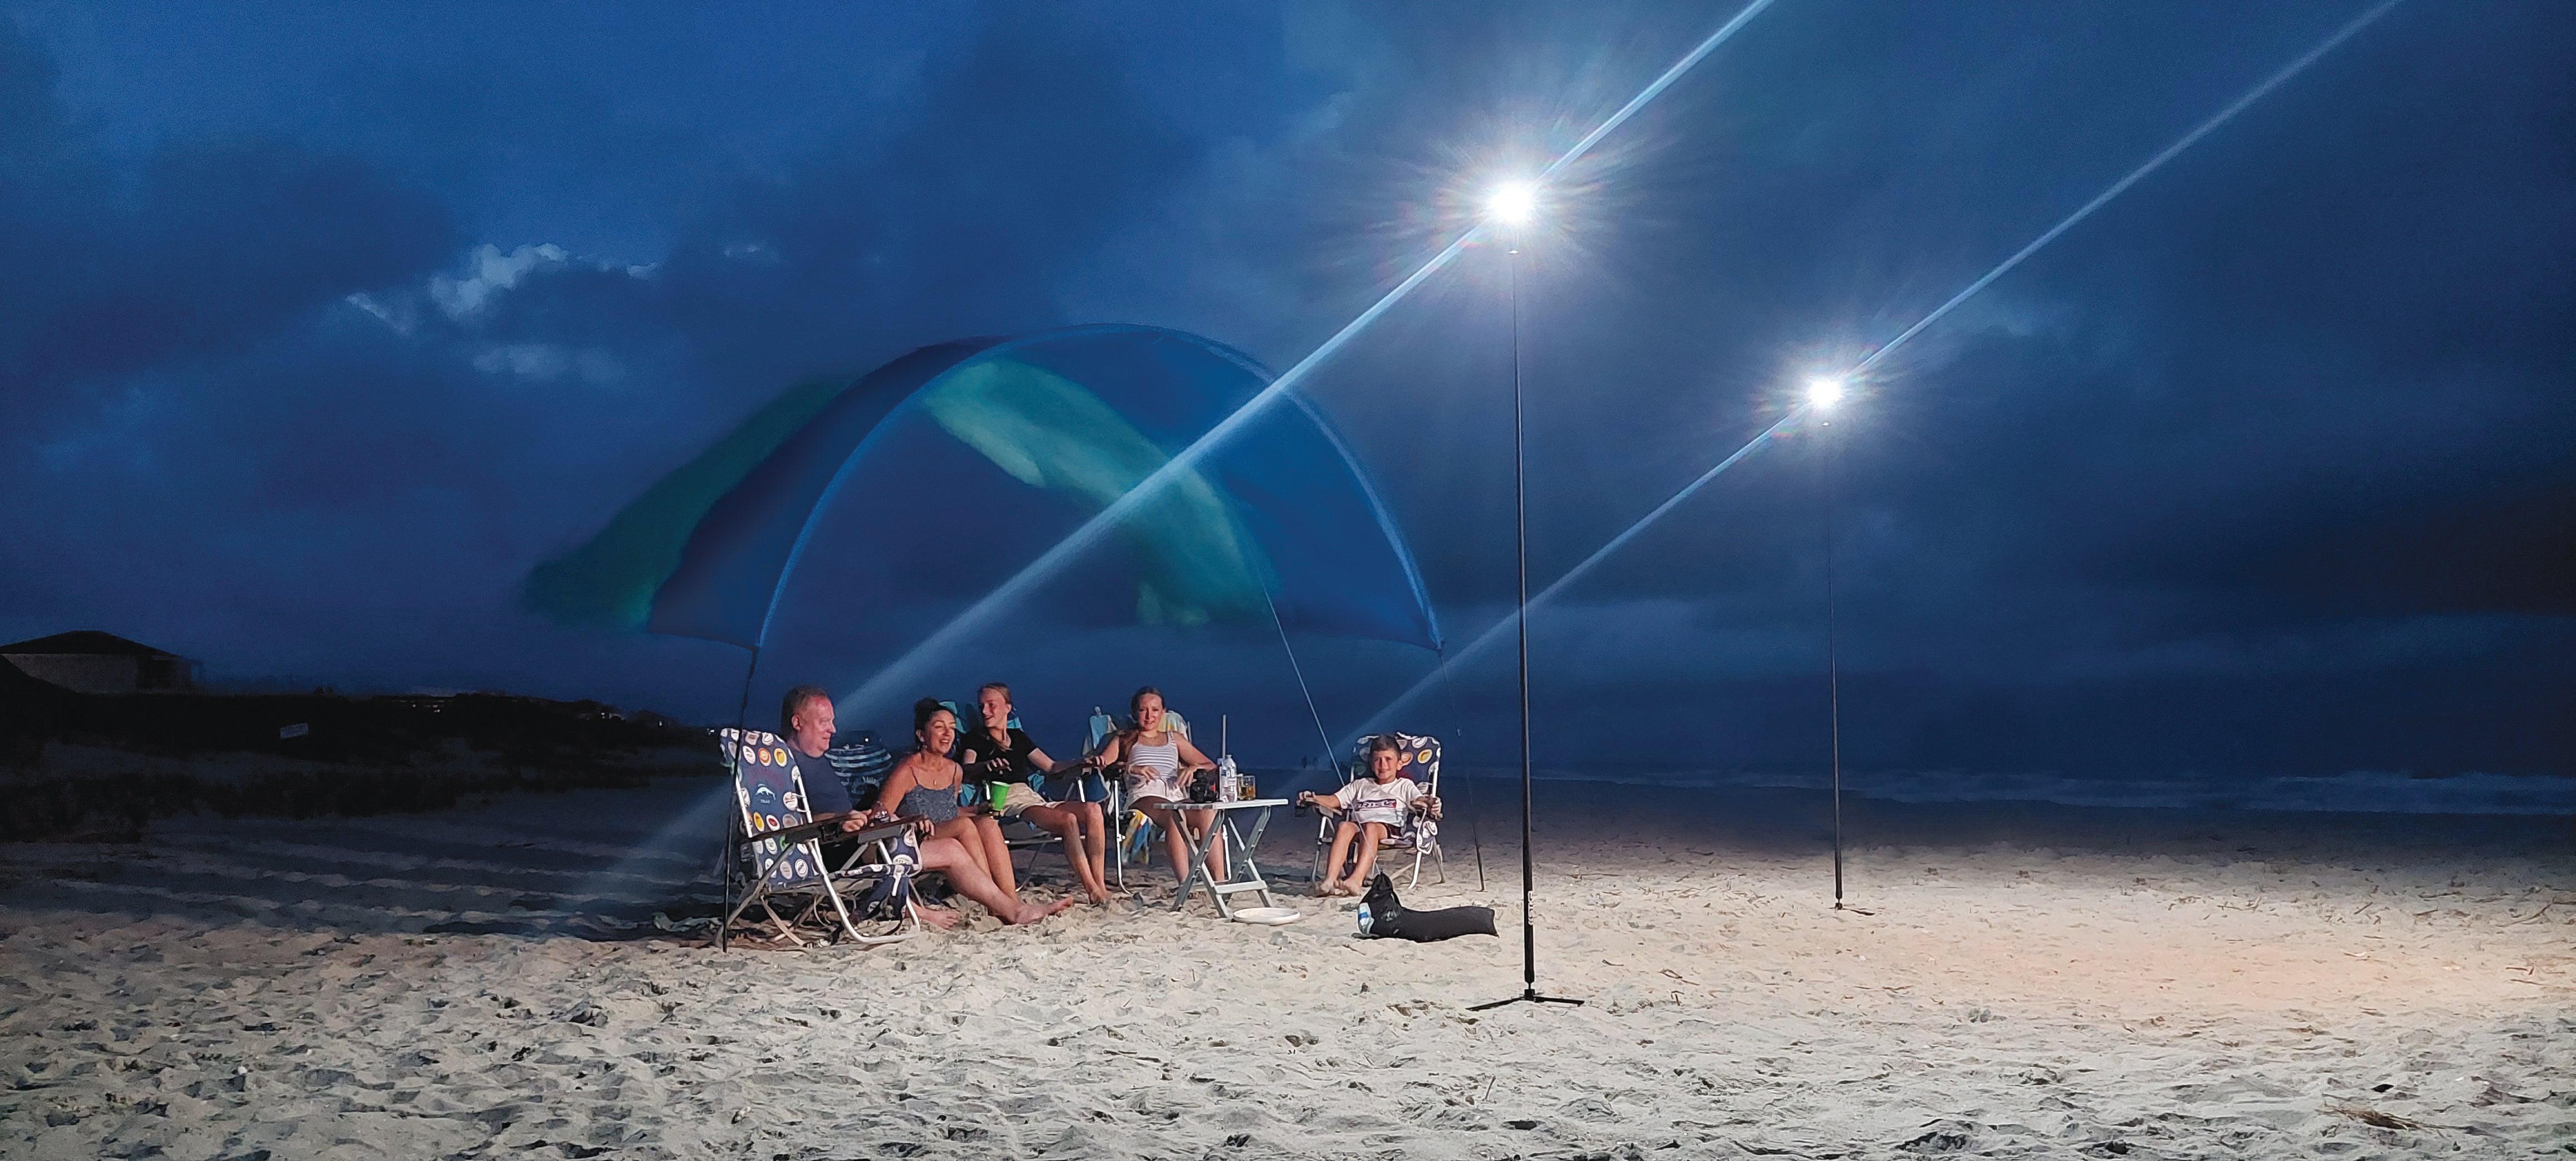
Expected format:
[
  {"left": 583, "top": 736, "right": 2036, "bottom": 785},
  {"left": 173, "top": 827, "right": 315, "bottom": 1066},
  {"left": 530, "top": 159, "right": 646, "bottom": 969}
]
[{"left": 1333, "top": 776, "right": 1423, "bottom": 827}]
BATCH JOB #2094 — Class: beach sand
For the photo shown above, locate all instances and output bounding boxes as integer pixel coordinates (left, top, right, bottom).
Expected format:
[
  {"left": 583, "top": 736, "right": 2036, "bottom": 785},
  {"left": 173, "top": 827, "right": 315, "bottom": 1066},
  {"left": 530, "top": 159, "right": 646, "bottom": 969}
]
[{"left": 1, "top": 778, "right": 2569, "bottom": 1159}]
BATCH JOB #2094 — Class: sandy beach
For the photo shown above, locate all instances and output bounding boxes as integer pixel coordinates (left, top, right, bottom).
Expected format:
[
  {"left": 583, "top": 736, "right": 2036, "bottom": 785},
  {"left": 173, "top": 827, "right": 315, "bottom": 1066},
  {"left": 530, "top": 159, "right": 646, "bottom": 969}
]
[{"left": 2, "top": 778, "right": 2570, "bottom": 1159}]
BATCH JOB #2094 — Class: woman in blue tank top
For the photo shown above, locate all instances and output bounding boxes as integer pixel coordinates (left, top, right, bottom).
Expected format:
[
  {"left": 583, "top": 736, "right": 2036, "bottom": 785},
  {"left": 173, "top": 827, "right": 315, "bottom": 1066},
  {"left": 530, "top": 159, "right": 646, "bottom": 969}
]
[{"left": 875, "top": 699, "right": 1018, "bottom": 905}]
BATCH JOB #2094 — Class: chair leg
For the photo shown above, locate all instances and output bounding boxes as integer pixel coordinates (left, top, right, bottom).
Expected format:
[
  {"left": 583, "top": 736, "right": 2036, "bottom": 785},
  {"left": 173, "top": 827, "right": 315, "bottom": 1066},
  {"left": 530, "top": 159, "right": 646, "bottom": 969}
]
[
  {"left": 1110, "top": 789, "right": 1127, "bottom": 890},
  {"left": 756, "top": 895, "right": 806, "bottom": 947},
  {"left": 817, "top": 875, "right": 863, "bottom": 945},
  {"left": 827, "top": 838, "right": 919, "bottom": 947}
]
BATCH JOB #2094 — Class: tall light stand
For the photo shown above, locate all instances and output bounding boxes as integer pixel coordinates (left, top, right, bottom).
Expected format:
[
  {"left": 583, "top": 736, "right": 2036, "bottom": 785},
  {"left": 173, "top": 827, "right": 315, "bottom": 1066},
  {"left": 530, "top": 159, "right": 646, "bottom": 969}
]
[
  {"left": 1472, "top": 212, "right": 1580, "bottom": 1012},
  {"left": 1823, "top": 413, "right": 1846, "bottom": 909}
]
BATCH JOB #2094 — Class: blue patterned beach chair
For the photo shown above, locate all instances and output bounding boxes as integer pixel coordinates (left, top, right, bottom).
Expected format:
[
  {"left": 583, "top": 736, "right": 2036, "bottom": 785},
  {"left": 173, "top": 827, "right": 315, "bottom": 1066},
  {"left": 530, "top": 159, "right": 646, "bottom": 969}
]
[{"left": 717, "top": 728, "right": 920, "bottom": 950}]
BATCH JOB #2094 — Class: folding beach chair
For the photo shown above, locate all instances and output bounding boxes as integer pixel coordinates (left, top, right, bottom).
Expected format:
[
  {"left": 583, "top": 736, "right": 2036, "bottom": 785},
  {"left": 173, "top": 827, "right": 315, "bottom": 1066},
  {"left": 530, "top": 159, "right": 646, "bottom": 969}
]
[
  {"left": 1076, "top": 708, "right": 1141, "bottom": 889},
  {"left": 825, "top": 729, "right": 895, "bottom": 808},
  {"left": 1311, "top": 733, "right": 1447, "bottom": 889},
  {"left": 716, "top": 728, "right": 921, "bottom": 950}
]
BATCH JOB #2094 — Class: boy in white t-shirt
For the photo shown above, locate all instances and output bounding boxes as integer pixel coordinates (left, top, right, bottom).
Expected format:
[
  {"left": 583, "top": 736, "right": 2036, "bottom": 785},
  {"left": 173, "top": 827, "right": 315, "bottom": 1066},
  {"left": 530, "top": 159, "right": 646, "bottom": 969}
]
[{"left": 1297, "top": 735, "right": 1438, "bottom": 897}]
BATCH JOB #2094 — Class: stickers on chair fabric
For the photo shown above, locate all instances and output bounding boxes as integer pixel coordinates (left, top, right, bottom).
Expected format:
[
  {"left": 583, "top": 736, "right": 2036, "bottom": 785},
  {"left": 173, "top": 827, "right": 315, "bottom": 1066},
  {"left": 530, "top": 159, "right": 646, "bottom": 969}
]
[{"left": 724, "top": 727, "right": 824, "bottom": 889}]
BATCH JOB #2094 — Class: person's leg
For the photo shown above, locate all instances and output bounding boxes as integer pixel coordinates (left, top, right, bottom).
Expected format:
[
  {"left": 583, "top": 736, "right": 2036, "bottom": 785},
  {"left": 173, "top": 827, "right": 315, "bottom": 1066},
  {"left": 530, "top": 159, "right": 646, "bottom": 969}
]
[
  {"left": 1023, "top": 802, "right": 1108, "bottom": 904},
  {"left": 1345, "top": 821, "right": 1388, "bottom": 890},
  {"left": 1076, "top": 799, "right": 1109, "bottom": 891},
  {"left": 1320, "top": 819, "right": 1360, "bottom": 896},
  {"left": 1162, "top": 808, "right": 1198, "bottom": 886},
  {"left": 1137, "top": 797, "right": 1194, "bottom": 884},
  {"left": 933, "top": 817, "right": 991, "bottom": 879},
  {"left": 971, "top": 814, "right": 1018, "bottom": 903},
  {"left": 1203, "top": 812, "right": 1230, "bottom": 884},
  {"left": 916, "top": 836, "right": 1075, "bottom": 925}
]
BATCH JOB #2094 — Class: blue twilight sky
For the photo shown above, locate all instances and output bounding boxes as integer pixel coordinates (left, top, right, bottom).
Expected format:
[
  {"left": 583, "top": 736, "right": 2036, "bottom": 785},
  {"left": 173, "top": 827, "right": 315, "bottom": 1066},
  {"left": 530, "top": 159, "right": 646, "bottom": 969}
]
[{"left": 3, "top": 2, "right": 2568, "bottom": 776}]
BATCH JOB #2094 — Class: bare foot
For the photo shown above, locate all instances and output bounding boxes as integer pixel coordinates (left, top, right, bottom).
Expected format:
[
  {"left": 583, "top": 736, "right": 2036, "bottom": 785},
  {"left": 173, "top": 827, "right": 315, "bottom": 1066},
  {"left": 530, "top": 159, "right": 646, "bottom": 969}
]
[
  {"left": 915, "top": 906, "right": 961, "bottom": 931},
  {"left": 1313, "top": 882, "right": 1338, "bottom": 898},
  {"left": 1332, "top": 882, "right": 1359, "bottom": 897},
  {"left": 1086, "top": 889, "right": 1112, "bottom": 906},
  {"left": 1006, "top": 897, "right": 1080, "bottom": 925}
]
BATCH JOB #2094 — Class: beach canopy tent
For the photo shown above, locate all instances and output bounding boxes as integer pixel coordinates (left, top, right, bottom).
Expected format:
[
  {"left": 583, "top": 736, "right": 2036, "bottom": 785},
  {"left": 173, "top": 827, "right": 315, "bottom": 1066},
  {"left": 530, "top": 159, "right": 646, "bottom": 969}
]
[{"left": 523, "top": 324, "right": 1441, "bottom": 681}]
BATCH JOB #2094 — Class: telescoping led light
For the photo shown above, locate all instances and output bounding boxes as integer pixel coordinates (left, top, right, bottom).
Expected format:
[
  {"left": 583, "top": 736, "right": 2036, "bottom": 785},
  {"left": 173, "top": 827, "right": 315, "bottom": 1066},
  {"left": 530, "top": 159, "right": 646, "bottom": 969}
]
[{"left": 1487, "top": 180, "right": 1539, "bottom": 226}]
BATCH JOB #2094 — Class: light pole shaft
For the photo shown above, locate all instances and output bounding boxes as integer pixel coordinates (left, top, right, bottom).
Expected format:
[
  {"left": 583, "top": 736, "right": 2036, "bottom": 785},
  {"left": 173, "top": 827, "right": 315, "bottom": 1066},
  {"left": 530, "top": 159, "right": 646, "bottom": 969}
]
[
  {"left": 1825, "top": 424, "right": 1844, "bottom": 906},
  {"left": 1511, "top": 246, "right": 1536, "bottom": 990},
  {"left": 1467, "top": 235, "right": 1579, "bottom": 1013}
]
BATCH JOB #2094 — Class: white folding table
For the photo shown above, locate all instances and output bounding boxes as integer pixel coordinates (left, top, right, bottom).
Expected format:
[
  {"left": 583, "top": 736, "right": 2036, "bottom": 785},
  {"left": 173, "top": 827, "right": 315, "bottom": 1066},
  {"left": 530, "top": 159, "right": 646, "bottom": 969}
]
[{"left": 1170, "top": 798, "right": 1287, "bottom": 918}]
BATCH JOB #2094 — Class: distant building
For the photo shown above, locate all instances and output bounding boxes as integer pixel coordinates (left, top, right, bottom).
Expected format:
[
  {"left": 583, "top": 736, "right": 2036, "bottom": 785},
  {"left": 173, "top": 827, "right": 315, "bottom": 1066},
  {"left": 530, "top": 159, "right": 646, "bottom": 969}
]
[{"left": 0, "top": 631, "right": 199, "bottom": 694}]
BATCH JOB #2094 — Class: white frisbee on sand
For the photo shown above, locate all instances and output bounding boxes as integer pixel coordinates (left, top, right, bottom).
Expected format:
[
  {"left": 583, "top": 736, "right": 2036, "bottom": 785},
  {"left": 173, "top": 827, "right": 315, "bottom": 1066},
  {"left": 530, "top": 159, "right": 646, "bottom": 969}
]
[{"left": 1231, "top": 907, "right": 1300, "bottom": 925}]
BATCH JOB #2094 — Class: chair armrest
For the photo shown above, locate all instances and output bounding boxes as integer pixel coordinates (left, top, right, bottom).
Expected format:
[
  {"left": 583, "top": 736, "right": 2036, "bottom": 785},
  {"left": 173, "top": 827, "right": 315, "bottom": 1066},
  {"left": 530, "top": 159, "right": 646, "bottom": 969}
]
[
  {"left": 745, "top": 817, "right": 843, "bottom": 847},
  {"left": 747, "top": 815, "right": 921, "bottom": 849},
  {"left": 840, "top": 818, "right": 920, "bottom": 848}
]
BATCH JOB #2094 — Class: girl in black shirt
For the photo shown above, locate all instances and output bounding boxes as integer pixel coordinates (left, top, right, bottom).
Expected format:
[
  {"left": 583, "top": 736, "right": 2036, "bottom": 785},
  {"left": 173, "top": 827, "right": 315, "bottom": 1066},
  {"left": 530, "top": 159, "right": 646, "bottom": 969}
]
[{"left": 960, "top": 682, "right": 1114, "bottom": 905}]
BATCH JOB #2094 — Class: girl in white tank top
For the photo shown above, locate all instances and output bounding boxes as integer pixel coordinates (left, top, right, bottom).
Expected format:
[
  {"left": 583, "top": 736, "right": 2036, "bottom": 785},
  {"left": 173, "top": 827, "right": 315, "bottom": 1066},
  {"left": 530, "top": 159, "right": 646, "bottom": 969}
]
[{"left": 1092, "top": 687, "right": 1222, "bottom": 882}]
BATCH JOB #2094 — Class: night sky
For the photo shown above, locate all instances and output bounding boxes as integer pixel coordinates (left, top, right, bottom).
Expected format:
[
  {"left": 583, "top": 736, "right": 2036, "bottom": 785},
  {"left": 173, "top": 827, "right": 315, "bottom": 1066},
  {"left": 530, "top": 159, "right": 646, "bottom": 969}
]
[{"left": 4, "top": 2, "right": 2568, "bottom": 777}]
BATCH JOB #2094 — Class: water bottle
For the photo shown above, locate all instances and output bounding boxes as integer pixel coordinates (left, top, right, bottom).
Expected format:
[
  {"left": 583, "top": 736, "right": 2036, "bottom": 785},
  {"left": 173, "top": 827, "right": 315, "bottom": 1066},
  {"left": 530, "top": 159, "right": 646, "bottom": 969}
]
[{"left": 1218, "top": 755, "right": 1241, "bottom": 802}]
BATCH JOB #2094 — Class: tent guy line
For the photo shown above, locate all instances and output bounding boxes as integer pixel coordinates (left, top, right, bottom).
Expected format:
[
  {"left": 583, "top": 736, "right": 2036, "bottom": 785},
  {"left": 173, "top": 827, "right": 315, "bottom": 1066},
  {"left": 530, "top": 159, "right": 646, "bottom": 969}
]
[
  {"left": 833, "top": 0, "right": 1780, "bottom": 719},
  {"left": 1346, "top": 0, "right": 2406, "bottom": 743}
]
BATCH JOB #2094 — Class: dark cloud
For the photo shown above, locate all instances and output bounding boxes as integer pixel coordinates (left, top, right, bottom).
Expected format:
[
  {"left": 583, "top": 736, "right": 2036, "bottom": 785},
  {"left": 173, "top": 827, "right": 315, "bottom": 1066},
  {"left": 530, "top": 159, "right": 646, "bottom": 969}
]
[{"left": 0, "top": 31, "right": 455, "bottom": 430}]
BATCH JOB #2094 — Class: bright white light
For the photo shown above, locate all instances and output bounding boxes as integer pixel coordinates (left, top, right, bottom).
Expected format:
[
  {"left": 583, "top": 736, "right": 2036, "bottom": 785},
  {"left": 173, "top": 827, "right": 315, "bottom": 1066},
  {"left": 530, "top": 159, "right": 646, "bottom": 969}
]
[
  {"left": 1487, "top": 180, "right": 1539, "bottom": 226},
  {"left": 1806, "top": 375, "right": 1847, "bottom": 410}
]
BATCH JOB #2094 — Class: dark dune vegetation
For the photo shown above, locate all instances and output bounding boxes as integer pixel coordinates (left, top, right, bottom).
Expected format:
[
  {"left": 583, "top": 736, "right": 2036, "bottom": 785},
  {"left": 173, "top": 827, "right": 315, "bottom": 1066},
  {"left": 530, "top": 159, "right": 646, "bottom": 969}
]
[{"left": 0, "top": 658, "right": 706, "bottom": 841}]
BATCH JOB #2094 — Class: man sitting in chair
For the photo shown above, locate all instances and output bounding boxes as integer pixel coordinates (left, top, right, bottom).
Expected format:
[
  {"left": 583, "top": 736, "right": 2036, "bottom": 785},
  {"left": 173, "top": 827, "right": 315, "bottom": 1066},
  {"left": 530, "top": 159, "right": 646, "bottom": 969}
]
[
  {"left": 1298, "top": 735, "right": 1439, "bottom": 897},
  {"left": 780, "top": 686, "right": 1074, "bottom": 928}
]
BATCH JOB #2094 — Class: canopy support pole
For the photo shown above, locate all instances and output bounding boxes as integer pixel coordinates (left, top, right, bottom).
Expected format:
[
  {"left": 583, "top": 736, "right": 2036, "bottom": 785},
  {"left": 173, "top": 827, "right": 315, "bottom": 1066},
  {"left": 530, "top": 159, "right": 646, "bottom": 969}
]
[
  {"left": 733, "top": 643, "right": 763, "bottom": 740},
  {"left": 717, "top": 642, "right": 761, "bottom": 952}
]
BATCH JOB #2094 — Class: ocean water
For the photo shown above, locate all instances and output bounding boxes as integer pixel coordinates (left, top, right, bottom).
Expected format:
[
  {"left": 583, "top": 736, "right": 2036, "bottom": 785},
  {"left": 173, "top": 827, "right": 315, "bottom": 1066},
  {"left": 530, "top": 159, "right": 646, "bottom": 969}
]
[{"left": 1496, "top": 767, "right": 2576, "bottom": 817}]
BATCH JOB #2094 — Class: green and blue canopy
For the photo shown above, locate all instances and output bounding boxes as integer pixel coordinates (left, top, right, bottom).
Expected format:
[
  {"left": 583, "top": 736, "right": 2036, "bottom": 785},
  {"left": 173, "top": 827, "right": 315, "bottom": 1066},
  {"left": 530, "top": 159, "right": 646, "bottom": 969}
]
[{"left": 524, "top": 324, "right": 1440, "bottom": 656}]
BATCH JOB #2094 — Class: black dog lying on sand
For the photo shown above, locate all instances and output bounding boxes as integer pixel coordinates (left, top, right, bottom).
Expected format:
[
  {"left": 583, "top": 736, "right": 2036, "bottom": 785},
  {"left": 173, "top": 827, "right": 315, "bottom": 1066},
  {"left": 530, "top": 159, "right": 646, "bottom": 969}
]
[{"left": 1355, "top": 872, "right": 1496, "bottom": 942}]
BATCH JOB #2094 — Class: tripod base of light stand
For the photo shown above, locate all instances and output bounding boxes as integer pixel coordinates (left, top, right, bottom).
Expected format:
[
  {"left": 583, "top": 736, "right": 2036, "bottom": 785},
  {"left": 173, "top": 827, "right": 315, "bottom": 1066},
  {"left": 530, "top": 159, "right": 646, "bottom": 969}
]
[{"left": 1468, "top": 989, "right": 1584, "bottom": 1012}]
